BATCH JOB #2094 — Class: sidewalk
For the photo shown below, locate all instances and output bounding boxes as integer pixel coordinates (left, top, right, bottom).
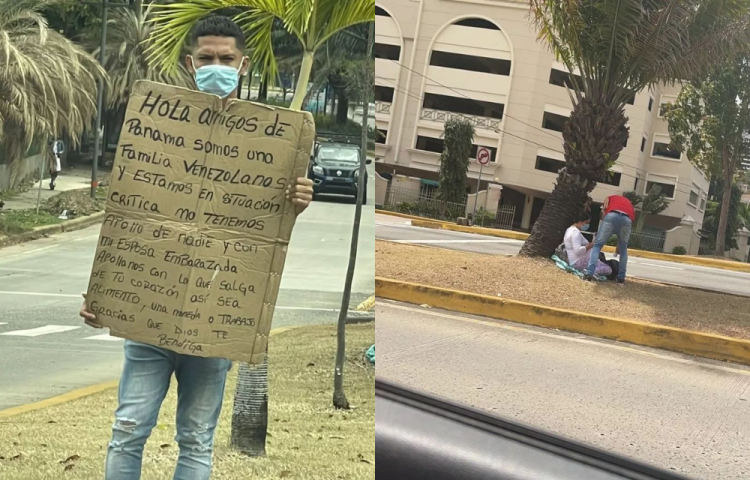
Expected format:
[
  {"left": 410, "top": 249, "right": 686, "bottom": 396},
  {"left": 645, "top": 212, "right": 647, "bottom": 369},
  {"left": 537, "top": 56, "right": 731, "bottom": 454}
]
[
  {"left": 0, "top": 323, "right": 375, "bottom": 480},
  {"left": 2, "top": 167, "right": 93, "bottom": 211}
]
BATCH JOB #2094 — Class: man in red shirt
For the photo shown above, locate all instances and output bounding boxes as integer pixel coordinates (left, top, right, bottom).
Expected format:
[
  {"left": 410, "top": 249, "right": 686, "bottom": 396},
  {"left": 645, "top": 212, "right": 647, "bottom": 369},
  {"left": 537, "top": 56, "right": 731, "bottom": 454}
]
[{"left": 585, "top": 194, "right": 635, "bottom": 285}]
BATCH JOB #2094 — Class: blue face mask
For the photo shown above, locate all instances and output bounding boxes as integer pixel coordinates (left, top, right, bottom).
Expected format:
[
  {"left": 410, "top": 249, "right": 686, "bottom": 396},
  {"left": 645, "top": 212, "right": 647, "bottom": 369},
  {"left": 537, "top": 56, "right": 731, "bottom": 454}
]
[
  {"left": 580, "top": 223, "right": 590, "bottom": 231},
  {"left": 194, "top": 65, "right": 240, "bottom": 98}
]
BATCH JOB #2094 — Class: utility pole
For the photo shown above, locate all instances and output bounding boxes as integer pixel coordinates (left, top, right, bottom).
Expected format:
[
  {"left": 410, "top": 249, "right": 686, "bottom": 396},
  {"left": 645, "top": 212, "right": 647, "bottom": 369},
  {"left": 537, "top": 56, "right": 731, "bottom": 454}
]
[
  {"left": 90, "top": 0, "right": 108, "bottom": 198},
  {"left": 332, "top": 21, "right": 374, "bottom": 410},
  {"left": 85, "top": 0, "right": 131, "bottom": 198}
]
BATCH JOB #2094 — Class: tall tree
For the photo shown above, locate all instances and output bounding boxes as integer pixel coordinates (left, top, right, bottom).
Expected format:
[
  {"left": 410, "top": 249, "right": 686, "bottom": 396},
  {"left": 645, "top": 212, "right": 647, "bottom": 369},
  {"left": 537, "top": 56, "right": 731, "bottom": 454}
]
[
  {"left": 94, "top": 4, "right": 193, "bottom": 153},
  {"left": 438, "top": 119, "right": 474, "bottom": 207},
  {"left": 519, "top": 0, "right": 750, "bottom": 258},
  {"left": 664, "top": 57, "right": 750, "bottom": 255},
  {"left": 98, "top": 5, "right": 193, "bottom": 113},
  {"left": 41, "top": 0, "right": 101, "bottom": 41},
  {"left": 702, "top": 179, "right": 743, "bottom": 251},
  {"left": 0, "top": 0, "right": 105, "bottom": 188},
  {"left": 147, "top": 0, "right": 374, "bottom": 110}
]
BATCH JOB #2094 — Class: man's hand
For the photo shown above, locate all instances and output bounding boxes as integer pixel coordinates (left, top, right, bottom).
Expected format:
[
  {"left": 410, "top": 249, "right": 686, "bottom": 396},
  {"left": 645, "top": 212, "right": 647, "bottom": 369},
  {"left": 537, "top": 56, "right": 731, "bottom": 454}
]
[
  {"left": 80, "top": 294, "right": 102, "bottom": 329},
  {"left": 287, "top": 177, "right": 314, "bottom": 216}
]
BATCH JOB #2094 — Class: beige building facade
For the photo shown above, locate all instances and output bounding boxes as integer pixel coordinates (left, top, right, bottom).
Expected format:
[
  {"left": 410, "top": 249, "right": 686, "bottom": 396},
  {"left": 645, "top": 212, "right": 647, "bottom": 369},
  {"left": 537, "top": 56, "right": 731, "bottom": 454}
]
[{"left": 375, "top": 0, "right": 709, "bottom": 234}]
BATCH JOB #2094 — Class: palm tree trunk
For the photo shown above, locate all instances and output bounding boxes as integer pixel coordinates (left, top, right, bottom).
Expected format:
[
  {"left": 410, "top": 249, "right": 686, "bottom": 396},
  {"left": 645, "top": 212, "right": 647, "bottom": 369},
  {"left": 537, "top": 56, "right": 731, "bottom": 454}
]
[
  {"left": 520, "top": 96, "right": 628, "bottom": 257},
  {"left": 716, "top": 151, "right": 733, "bottom": 256},
  {"left": 246, "top": 71, "right": 253, "bottom": 100},
  {"left": 290, "top": 50, "right": 314, "bottom": 110},
  {"left": 336, "top": 93, "right": 349, "bottom": 124},
  {"left": 231, "top": 353, "right": 269, "bottom": 456},
  {"left": 259, "top": 74, "right": 268, "bottom": 101}
]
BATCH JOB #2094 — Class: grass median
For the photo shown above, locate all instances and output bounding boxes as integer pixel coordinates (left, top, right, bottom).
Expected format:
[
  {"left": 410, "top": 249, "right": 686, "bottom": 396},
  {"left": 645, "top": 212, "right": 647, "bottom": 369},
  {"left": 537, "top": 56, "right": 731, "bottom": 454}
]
[
  {"left": 376, "top": 240, "right": 750, "bottom": 339},
  {"left": 0, "top": 323, "right": 375, "bottom": 480}
]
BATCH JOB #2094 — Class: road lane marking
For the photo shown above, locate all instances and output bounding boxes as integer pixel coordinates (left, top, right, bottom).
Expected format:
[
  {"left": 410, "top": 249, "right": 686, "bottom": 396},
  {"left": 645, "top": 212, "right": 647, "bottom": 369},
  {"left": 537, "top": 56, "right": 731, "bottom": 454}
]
[
  {"left": 84, "top": 334, "right": 124, "bottom": 342},
  {"left": 1, "top": 325, "right": 81, "bottom": 337},
  {"left": 0, "top": 323, "right": 6, "bottom": 326},
  {"left": 378, "top": 302, "right": 750, "bottom": 377},
  {"left": 635, "top": 262, "right": 684, "bottom": 270},
  {"left": 391, "top": 239, "right": 521, "bottom": 245},
  {"left": 70, "top": 234, "right": 100, "bottom": 242},
  {"left": 0, "top": 244, "right": 61, "bottom": 262}
]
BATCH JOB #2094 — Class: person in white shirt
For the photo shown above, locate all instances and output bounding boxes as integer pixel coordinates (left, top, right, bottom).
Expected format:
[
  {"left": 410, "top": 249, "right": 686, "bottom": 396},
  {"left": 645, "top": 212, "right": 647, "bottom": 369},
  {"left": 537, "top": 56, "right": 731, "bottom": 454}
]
[
  {"left": 48, "top": 140, "right": 62, "bottom": 190},
  {"left": 564, "top": 211, "right": 612, "bottom": 276}
]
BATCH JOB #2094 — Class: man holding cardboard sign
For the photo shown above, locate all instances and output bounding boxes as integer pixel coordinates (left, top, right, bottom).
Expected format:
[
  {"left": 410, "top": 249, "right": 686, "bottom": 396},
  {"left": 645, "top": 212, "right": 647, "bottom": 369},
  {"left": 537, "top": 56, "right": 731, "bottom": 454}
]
[{"left": 79, "top": 16, "right": 314, "bottom": 479}]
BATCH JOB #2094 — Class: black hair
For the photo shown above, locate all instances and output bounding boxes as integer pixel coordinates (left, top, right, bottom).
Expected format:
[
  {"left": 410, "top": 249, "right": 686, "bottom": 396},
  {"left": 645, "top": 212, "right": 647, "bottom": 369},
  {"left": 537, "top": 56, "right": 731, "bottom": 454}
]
[
  {"left": 574, "top": 211, "right": 591, "bottom": 224},
  {"left": 189, "top": 15, "right": 246, "bottom": 51}
]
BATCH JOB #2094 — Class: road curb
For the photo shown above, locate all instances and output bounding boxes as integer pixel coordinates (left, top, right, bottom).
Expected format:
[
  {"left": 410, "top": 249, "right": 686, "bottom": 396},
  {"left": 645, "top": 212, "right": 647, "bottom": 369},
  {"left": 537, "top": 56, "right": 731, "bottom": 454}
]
[
  {"left": 0, "top": 211, "right": 106, "bottom": 250},
  {"left": 375, "top": 277, "right": 750, "bottom": 367},
  {"left": 408, "top": 218, "right": 750, "bottom": 273},
  {"left": 374, "top": 209, "right": 428, "bottom": 222},
  {"left": 0, "top": 326, "right": 300, "bottom": 419}
]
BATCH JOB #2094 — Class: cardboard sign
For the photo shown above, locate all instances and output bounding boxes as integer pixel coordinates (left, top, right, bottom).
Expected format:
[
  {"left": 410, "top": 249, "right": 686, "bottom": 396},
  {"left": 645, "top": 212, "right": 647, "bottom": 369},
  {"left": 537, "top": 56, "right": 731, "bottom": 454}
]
[{"left": 86, "top": 81, "right": 314, "bottom": 364}]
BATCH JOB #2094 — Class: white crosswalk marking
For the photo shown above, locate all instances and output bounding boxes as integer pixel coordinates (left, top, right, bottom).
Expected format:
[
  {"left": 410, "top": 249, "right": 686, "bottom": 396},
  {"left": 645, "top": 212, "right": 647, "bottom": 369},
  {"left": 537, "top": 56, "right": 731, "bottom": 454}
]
[
  {"left": 0, "top": 323, "right": 7, "bottom": 326},
  {"left": 84, "top": 334, "right": 123, "bottom": 342},
  {"left": 0, "top": 325, "right": 81, "bottom": 337}
]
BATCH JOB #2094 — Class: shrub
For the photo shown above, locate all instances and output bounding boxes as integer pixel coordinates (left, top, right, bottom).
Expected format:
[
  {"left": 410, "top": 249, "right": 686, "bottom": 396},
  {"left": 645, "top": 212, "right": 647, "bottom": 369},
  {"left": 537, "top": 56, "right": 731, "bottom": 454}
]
[
  {"left": 473, "top": 208, "right": 496, "bottom": 226},
  {"left": 672, "top": 246, "right": 687, "bottom": 255}
]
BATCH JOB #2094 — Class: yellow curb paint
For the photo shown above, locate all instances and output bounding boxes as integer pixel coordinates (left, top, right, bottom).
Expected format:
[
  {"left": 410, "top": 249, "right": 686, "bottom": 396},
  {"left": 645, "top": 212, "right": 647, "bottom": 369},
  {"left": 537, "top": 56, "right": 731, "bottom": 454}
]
[
  {"left": 0, "top": 327, "right": 299, "bottom": 419},
  {"left": 408, "top": 219, "right": 750, "bottom": 273},
  {"left": 356, "top": 295, "right": 375, "bottom": 312},
  {"left": 0, "top": 380, "right": 120, "bottom": 419},
  {"left": 375, "top": 277, "right": 750, "bottom": 367}
]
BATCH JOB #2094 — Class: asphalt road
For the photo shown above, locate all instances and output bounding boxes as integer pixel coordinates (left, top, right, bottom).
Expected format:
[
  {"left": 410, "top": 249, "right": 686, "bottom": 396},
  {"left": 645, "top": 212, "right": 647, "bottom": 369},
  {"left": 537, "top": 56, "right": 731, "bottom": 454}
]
[
  {"left": 378, "top": 300, "right": 750, "bottom": 480},
  {"left": 0, "top": 173, "right": 374, "bottom": 411},
  {"left": 375, "top": 213, "right": 750, "bottom": 297}
]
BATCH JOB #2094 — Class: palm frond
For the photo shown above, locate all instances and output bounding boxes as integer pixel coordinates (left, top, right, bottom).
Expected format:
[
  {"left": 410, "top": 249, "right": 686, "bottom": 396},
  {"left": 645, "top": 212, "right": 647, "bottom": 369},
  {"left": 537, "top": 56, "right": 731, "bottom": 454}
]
[
  {"left": 529, "top": 0, "right": 750, "bottom": 106},
  {"left": 0, "top": 0, "right": 105, "bottom": 183}
]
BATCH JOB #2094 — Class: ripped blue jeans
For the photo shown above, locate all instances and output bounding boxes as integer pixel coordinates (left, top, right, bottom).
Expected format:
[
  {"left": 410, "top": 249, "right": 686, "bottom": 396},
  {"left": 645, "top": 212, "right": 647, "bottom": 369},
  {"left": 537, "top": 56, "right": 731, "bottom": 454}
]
[{"left": 106, "top": 340, "right": 231, "bottom": 480}]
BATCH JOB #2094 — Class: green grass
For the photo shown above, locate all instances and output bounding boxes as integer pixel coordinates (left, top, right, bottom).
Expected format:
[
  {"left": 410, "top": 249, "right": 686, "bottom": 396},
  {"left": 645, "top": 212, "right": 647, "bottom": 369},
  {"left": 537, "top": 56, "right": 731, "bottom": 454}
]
[
  {"left": 0, "top": 323, "right": 375, "bottom": 480},
  {"left": 0, "top": 210, "right": 62, "bottom": 236}
]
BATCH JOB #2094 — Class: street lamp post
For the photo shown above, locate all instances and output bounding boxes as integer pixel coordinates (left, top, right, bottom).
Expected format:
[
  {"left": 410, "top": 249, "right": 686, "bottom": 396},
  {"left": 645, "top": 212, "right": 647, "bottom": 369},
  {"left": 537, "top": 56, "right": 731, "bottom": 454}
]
[
  {"left": 90, "top": 0, "right": 108, "bottom": 198},
  {"left": 85, "top": 0, "right": 132, "bottom": 198}
]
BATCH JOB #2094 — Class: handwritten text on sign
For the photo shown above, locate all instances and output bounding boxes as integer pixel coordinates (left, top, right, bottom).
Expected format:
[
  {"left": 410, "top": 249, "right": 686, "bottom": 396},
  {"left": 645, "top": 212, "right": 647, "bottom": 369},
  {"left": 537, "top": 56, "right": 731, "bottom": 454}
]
[{"left": 86, "top": 81, "right": 314, "bottom": 364}]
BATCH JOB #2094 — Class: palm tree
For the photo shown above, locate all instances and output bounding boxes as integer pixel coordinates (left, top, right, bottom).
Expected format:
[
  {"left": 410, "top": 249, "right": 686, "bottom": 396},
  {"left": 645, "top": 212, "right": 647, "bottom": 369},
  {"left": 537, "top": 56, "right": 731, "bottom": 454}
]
[
  {"left": 519, "top": 0, "right": 750, "bottom": 257},
  {"left": 96, "top": 4, "right": 193, "bottom": 149},
  {"left": 0, "top": 0, "right": 105, "bottom": 188},
  {"left": 146, "top": 0, "right": 374, "bottom": 110},
  {"left": 275, "top": 23, "right": 369, "bottom": 113},
  {"left": 100, "top": 5, "right": 193, "bottom": 112}
]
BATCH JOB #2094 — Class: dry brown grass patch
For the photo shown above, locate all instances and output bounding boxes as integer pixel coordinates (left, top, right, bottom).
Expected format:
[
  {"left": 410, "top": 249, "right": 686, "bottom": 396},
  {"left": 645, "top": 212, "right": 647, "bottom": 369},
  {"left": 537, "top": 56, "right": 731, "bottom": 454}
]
[{"left": 376, "top": 240, "right": 750, "bottom": 339}]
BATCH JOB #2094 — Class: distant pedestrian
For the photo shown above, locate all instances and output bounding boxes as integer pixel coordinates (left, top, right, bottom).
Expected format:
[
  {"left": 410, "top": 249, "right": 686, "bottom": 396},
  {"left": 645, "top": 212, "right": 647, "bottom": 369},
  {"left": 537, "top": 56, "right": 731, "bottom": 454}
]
[
  {"left": 585, "top": 195, "right": 635, "bottom": 285},
  {"left": 48, "top": 141, "right": 62, "bottom": 190}
]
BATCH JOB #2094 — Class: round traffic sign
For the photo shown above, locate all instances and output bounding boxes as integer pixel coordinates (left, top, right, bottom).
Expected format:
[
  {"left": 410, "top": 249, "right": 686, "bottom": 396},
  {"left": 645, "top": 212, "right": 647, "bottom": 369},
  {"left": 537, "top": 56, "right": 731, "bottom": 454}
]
[{"left": 477, "top": 146, "right": 491, "bottom": 166}]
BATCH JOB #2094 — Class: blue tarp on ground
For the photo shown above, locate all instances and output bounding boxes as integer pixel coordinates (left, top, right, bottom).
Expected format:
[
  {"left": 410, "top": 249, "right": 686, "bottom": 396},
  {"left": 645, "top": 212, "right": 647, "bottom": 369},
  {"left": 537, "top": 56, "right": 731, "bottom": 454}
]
[
  {"left": 551, "top": 255, "right": 607, "bottom": 282},
  {"left": 366, "top": 344, "right": 375, "bottom": 365}
]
